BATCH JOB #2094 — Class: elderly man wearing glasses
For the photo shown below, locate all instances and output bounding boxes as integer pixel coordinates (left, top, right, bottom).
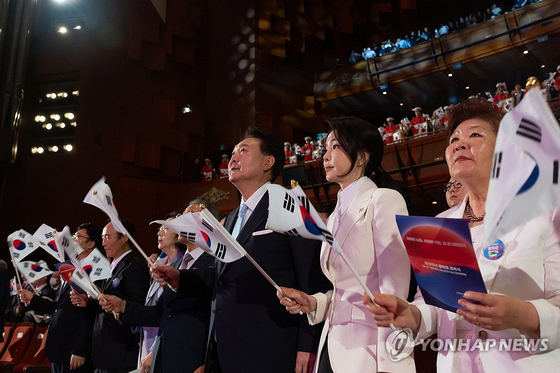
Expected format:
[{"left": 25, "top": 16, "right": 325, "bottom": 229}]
[
  {"left": 442, "top": 178, "right": 467, "bottom": 209},
  {"left": 20, "top": 223, "right": 102, "bottom": 373}
]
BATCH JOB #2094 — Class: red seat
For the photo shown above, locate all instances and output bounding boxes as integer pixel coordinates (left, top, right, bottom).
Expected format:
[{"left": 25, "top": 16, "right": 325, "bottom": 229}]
[
  {"left": 0, "top": 322, "right": 34, "bottom": 370},
  {"left": 22, "top": 356, "right": 51, "bottom": 372},
  {"left": 7, "top": 327, "right": 48, "bottom": 373},
  {"left": 0, "top": 323, "right": 16, "bottom": 358}
]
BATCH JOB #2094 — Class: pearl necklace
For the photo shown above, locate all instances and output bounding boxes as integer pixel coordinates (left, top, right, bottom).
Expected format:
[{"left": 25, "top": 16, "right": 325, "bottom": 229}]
[{"left": 465, "top": 202, "right": 484, "bottom": 222}]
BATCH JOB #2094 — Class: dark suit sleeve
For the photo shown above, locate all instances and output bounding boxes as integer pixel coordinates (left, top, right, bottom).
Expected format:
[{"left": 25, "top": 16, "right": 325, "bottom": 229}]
[
  {"left": 177, "top": 263, "right": 216, "bottom": 298},
  {"left": 120, "top": 299, "right": 163, "bottom": 327},
  {"left": 72, "top": 305, "right": 94, "bottom": 357},
  {"left": 120, "top": 258, "right": 150, "bottom": 304},
  {"left": 28, "top": 294, "right": 57, "bottom": 315},
  {"left": 288, "top": 236, "right": 332, "bottom": 352},
  {"left": 0, "top": 268, "right": 10, "bottom": 312}
]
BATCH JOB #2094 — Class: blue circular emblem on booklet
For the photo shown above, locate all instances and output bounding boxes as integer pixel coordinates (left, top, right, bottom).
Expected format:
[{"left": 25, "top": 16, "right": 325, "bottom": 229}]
[
  {"left": 484, "top": 239, "right": 505, "bottom": 260},
  {"left": 112, "top": 277, "right": 120, "bottom": 288}
]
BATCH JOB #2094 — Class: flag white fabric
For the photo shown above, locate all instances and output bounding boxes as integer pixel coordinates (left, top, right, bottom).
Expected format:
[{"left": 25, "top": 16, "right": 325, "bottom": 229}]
[
  {"left": 16, "top": 261, "right": 53, "bottom": 282},
  {"left": 484, "top": 88, "right": 560, "bottom": 246},
  {"left": 9, "top": 278, "right": 17, "bottom": 296},
  {"left": 70, "top": 268, "right": 100, "bottom": 299},
  {"left": 7, "top": 230, "right": 45, "bottom": 263},
  {"left": 33, "top": 224, "right": 64, "bottom": 262},
  {"left": 150, "top": 213, "right": 245, "bottom": 263},
  {"left": 83, "top": 177, "right": 127, "bottom": 234},
  {"left": 265, "top": 184, "right": 338, "bottom": 250},
  {"left": 80, "top": 248, "right": 112, "bottom": 282},
  {"left": 57, "top": 226, "right": 84, "bottom": 267}
]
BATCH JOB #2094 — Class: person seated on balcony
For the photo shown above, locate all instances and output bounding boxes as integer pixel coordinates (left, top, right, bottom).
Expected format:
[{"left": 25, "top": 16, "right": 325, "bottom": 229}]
[
  {"left": 447, "top": 21, "right": 455, "bottom": 33},
  {"left": 553, "top": 65, "right": 560, "bottom": 98},
  {"left": 200, "top": 158, "right": 215, "bottom": 181},
  {"left": 492, "top": 82, "right": 511, "bottom": 111},
  {"left": 410, "top": 107, "right": 428, "bottom": 135},
  {"left": 348, "top": 50, "right": 362, "bottom": 64},
  {"left": 301, "top": 136, "right": 316, "bottom": 161},
  {"left": 409, "top": 31, "right": 418, "bottom": 47},
  {"left": 361, "top": 47, "right": 376, "bottom": 60},
  {"left": 512, "top": 83, "right": 526, "bottom": 105},
  {"left": 293, "top": 142, "right": 302, "bottom": 156},
  {"left": 491, "top": 4, "right": 502, "bottom": 17},
  {"left": 514, "top": 0, "right": 529, "bottom": 9},
  {"left": 437, "top": 105, "right": 451, "bottom": 129},
  {"left": 476, "top": 11, "right": 485, "bottom": 23},
  {"left": 381, "top": 117, "right": 399, "bottom": 144},
  {"left": 458, "top": 16, "right": 467, "bottom": 30},
  {"left": 219, "top": 154, "right": 229, "bottom": 177},
  {"left": 284, "top": 142, "right": 294, "bottom": 164},
  {"left": 395, "top": 38, "right": 410, "bottom": 50}
]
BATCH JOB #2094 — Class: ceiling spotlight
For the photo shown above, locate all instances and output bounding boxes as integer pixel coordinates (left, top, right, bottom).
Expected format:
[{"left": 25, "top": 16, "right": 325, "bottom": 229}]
[
  {"left": 382, "top": 91, "right": 387, "bottom": 95},
  {"left": 46, "top": 93, "right": 57, "bottom": 99},
  {"left": 57, "top": 92, "right": 68, "bottom": 98},
  {"left": 64, "top": 112, "right": 75, "bottom": 120},
  {"left": 50, "top": 114, "right": 61, "bottom": 121},
  {"left": 64, "top": 144, "right": 73, "bottom": 152},
  {"left": 541, "top": 64, "right": 545, "bottom": 68},
  {"left": 448, "top": 73, "right": 453, "bottom": 77},
  {"left": 37, "top": 147, "right": 44, "bottom": 154},
  {"left": 432, "top": 201, "right": 438, "bottom": 205},
  {"left": 74, "top": 25, "right": 81, "bottom": 30},
  {"left": 400, "top": 103, "right": 404, "bottom": 106},
  {"left": 31, "top": 147, "right": 38, "bottom": 154},
  {"left": 49, "top": 146, "right": 59, "bottom": 153},
  {"left": 35, "top": 115, "right": 46, "bottom": 122},
  {"left": 466, "top": 86, "right": 470, "bottom": 89},
  {"left": 70, "top": 121, "right": 77, "bottom": 127},
  {"left": 72, "top": 90, "right": 79, "bottom": 96},
  {"left": 523, "top": 50, "right": 529, "bottom": 55},
  {"left": 182, "top": 105, "right": 192, "bottom": 114},
  {"left": 58, "top": 27, "right": 68, "bottom": 34},
  {"left": 56, "top": 122, "right": 66, "bottom": 128},
  {"left": 43, "top": 123, "right": 53, "bottom": 130}
]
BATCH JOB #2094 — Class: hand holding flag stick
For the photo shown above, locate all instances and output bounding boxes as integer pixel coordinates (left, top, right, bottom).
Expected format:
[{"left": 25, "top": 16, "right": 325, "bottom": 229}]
[{"left": 266, "top": 182, "right": 397, "bottom": 330}]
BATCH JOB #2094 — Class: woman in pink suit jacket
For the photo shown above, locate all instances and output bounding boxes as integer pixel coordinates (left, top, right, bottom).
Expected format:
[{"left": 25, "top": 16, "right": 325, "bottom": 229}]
[{"left": 280, "top": 117, "right": 415, "bottom": 372}]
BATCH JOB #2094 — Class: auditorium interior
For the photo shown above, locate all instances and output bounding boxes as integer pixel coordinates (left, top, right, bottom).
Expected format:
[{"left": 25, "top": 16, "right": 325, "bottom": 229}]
[{"left": 1, "top": 0, "right": 560, "bottom": 261}]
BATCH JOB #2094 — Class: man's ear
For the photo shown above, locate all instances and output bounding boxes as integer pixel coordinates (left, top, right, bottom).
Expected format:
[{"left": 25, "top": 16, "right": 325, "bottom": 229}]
[{"left": 263, "top": 155, "right": 275, "bottom": 172}]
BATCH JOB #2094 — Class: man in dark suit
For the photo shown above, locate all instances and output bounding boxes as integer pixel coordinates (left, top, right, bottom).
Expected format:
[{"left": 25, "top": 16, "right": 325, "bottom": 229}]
[
  {"left": 154, "top": 128, "right": 329, "bottom": 372},
  {"left": 101, "top": 200, "right": 219, "bottom": 373},
  {"left": 20, "top": 223, "right": 102, "bottom": 373},
  {"left": 87, "top": 220, "right": 150, "bottom": 373}
]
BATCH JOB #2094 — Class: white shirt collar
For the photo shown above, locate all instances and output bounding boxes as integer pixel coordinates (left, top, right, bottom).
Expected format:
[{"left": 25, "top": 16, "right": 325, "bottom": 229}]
[
  {"left": 240, "top": 182, "right": 269, "bottom": 217},
  {"left": 110, "top": 249, "right": 132, "bottom": 273},
  {"left": 335, "top": 176, "right": 368, "bottom": 216}
]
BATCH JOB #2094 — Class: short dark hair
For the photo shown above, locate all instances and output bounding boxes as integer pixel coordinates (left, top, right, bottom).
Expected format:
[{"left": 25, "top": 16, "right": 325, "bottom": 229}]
[
  {"left": 189, "top": 199, "right": 220, "bottom": 220},
  {"left": 243, "top": 127, "right": 285, "bottom": 182},
  {"left": 113, "top": 219, "right": 136, "bottom": 250},
  {"left": 447, "top": 98, "right": 504, "bottom": 138},
  {"left": 77, "top": 222, "right": 103, "bottom": 250},
  {"left": 327, "top": 116, "right": 384, "bottom": 178}
]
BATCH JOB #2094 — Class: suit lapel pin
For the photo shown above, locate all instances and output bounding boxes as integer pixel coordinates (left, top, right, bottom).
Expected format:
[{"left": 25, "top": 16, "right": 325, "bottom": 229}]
[{"left": 358, "top": 207, "right": 364, "bottom": 213}]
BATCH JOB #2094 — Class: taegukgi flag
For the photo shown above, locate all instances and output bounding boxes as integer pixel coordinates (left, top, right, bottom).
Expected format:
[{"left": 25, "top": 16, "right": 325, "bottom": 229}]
[
  {"left": 484, "top": 88, "right": 560, "bottom": 246},
  {"left": 265, "top": 184, "right": 336, "bottom": 250},
  {"left": 33, "top": 224, "right": 64, "bottom": 262},
  {"left": 80, "top": 248, "right": 112, "bottom": 282},
  {"left": 83, "top": 177, "right": 128, "bottom": 235},
  {"left": 150, "top": 212, "right": 245, "bottom": 263},
  {"left": 7, "top": 230, "right": 46, "bottom": 263},
  {"left": 16, "top": 261, "right": 53, "bottom": 282}
]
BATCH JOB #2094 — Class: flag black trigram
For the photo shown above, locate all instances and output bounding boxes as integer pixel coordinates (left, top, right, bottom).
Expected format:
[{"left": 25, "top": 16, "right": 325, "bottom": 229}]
[
  {"left": 105, "top": 195, "right": 113, "bottom": 207},
  {"left": 283, "top": 193, "right": 295, "bottom": 213},
  {"left": 492, "top": 151, "right": 503, "bottom": 179},
  {"left": 180, "top": 231, "right": 196, "bottom": 244},
  {"left": 286, "top": 228, "right": 302, "bottom": 238},
  {"left": 92, "top": 256, "right": 101, "bottom": 264},
  {"left": 94, "top": 268, "right": 103, "bottom": 277},
  {"left": 60, "top": 237, "right": 70, "bottom": 248},
  {"left": 201, "top": 219, "right": 214, "bottom": 232},
  {"left": 18, "top": 232, "right": 25, "bottom": 239},
  {"left": 75, "top": 271, "right": 84, "bottom": 280},
  {"left": 318, "top": 228, "right": 334, "bottom": 245},
  {"left": 554, "top": 160, "right": 559, "bottom": 185},
  {"left": 297, "top": 196, "right": 310, "bottom": 212},
  {"left": 214, "top": 243, "right": 227, "bottom": 259},
  {"left": 516, "top": 118, "right": 542, "bottom": 143},
  {"left": 44, "top": 232, "right": 54, "bottom": 239}
]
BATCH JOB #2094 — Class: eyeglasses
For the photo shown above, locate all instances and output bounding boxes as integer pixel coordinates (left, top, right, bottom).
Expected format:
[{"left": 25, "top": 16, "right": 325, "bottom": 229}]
[
  {"left": 72, "top": 233, "right": 91, "bottom": 241},
  {"left": 443, "top": 181, "right": 462, "bottom": 193},
  {"left": 101, "top": 234, "right": 113, "bottom": 242},
  {"left": 158, "top": 226, "right": 169, "bottom": 232}
]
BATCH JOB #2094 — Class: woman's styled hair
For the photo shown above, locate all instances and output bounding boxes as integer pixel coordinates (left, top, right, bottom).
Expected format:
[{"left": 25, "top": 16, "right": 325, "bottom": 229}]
[
  {"left": 447, "top": 98, "right": 504, "bottom": 137},
  {"left": 326, "top": 116, "right": 405, "bottom": 195}
]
